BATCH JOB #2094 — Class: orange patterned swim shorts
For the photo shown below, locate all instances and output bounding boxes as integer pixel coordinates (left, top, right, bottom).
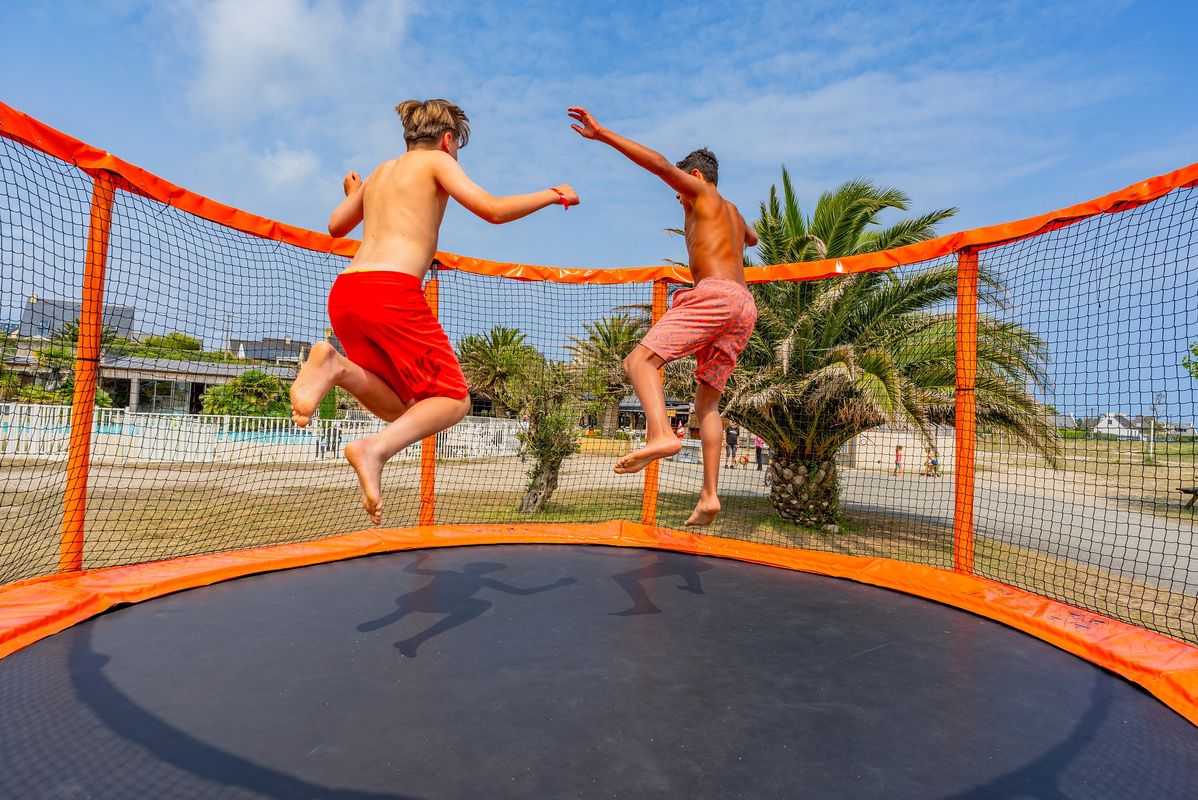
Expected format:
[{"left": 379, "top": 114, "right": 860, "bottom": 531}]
[{"left": 639, "top": 277, "right": 757, "bottom": 392}]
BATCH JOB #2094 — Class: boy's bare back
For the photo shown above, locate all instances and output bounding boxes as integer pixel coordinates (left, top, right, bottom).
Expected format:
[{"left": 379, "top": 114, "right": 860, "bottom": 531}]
[
  {"left": 349, "top": 151, "right": 454, "bottom": 278},
  {"left": 330, "top": 147, "right": 576, "bottom": 280}
]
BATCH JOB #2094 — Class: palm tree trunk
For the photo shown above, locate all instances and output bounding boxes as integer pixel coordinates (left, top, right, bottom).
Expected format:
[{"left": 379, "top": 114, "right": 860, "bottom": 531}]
[
  {"left": 520, "top": 459, "right": 562, "bottom": 513},
  {"left": 767, "top": 453, "right": 840, "bottom": 526},
  {"left": 599, "top": 403, "right": 620, "bottom": 437}
]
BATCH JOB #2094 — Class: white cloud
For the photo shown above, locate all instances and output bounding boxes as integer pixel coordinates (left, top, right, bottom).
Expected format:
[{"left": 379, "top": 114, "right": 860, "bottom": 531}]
[
  {"left": 258, "top": 142, "right": 322, "bottom": 189},
  {"left": 178, "top": 0, "right": 412, "bottom": 127}
]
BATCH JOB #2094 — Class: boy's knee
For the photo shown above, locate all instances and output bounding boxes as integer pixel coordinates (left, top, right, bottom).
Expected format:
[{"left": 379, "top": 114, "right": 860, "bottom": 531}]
[
  {"left": 452, "top": 395, "right": 471, "bottom": 422},
  {"left": 623, "top": 347, "right": 653, "bottom": 373}
]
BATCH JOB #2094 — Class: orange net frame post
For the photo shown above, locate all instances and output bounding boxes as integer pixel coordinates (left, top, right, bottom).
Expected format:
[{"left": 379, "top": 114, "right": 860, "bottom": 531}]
[
  {"left": 952, "top": 249, "right": 979, "bottom": 574},
  {"left": 641, "top": 278, "right": 670, "bottom": 525},
  {"left": 418, "top": 266, "right": 440, "bottom": 526},
  {"left": 58, "top": 172, "right": 116, "bottom": 573}
]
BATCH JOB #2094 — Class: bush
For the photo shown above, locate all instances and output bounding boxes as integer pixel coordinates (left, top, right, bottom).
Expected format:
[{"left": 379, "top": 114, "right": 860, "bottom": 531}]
[
  {"left": 1059, "top": 428, "right": 1088, "bottom": 440},
  {"left": 201, "top": 370, "right": 291, "bottom": 417}
]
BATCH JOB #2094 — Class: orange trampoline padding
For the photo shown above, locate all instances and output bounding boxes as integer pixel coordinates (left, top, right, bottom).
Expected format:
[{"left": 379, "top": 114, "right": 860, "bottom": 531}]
[{"left": 0, "top": 521, "right": 1195, "bottom": 727}]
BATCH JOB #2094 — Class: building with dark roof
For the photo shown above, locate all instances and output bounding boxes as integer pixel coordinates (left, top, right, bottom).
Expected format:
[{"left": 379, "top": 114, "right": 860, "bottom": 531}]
[
  {"left": 17, "top": 297, "right": 136, "bottom": 340},
  {"left": 228, "top": 337, "right": 310, "bottom": 362}
]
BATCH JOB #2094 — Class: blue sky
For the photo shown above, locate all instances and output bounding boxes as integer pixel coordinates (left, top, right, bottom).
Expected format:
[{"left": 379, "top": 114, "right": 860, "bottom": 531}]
[{"left": 2, "top": 0, "right": 1196, "bottom": 417}]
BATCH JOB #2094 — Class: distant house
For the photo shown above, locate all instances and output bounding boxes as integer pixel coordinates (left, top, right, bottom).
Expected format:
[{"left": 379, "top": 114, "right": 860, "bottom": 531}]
[
  {"left": 1171, "top": 421, "right": 1197, "bottom": 437},
  {"left": 1091, "top": 413, "right": 1142, "bottom": 440},
  {"left": 228, "top": 336, "right": 310, "bottom": 363},
  {"left": 1160, "top": 420, "right": 1197, "bottom": 438},
  {"left": 17, "top": 296, "right": 136, "bottom": 340},
  {"left": 100, "top": 356, "right": 296, "bottom": 414},
  {"left": 1047, "top": 413, "right": 1077, "bottom": 429}
]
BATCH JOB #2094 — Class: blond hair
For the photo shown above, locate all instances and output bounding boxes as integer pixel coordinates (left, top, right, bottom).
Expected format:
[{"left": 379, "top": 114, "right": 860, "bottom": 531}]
[{"left": 395, "top": 99, "right": 470, "bottom": 149}]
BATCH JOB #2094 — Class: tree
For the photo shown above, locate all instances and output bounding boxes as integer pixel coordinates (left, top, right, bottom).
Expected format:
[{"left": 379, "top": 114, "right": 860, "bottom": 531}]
[
  {"left": 1184, "top": 340, "right": 1198, "bottom": 381},
  {"left": 457, "top": 326, "right": 540, "bottom": 417},
  {"left": 723, "top": 169, "right": 1059, "bottom": 526},
  {"left": 567, "top": 314, "right": 647, "bottom": 435},
  {"left": 142, "top": 332, "right": 202, "bottom": 353},
  {"left": 200, "top": 370, "right": 291, "bottom": 417},
  {"left": 52, "top": 376, "right": 113, "bottom": 408},
  {"left": 490, "top": 350, "right": 585, "bottom": 514},
  {"left": 37, "top": 319, "right": 121, "bottom": 391}
]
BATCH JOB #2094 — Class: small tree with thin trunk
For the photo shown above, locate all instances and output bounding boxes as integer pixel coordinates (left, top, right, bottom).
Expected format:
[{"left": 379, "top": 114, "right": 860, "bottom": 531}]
[{"left": 499, "top": 358, "right": 583, "bottom": 514}]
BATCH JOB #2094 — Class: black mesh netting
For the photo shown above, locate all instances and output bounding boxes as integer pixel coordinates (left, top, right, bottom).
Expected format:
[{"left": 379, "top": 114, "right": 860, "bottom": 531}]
[{"left": 1, "top": 130, "right": 1195, "bottom": 646}]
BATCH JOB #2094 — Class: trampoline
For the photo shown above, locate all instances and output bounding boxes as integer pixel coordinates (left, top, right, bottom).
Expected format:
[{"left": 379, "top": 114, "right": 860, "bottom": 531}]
[
  {"left": 3, "top": 101, "right": 1198, "bottom": 800},
  {"left": 2, "top": 542, "right": 1196, "bottom": 799}
]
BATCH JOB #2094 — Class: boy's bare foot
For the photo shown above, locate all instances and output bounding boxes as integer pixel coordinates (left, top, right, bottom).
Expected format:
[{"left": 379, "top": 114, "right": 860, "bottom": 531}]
[
  {"left": 345, "top": 438, "right": 384, "bottom": 525},
  {"left": 613, "top": 437, "right": 682, "bottom": 474},
  {"left": 291, "top": 341, "right": 340, "bottom": 427},
  {"left": 685, "top": 495, "right": 720, "bottom": 527}
]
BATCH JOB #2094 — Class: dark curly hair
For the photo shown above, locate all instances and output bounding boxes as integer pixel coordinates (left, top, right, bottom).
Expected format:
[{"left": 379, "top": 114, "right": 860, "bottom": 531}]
[{"left": 675, "top": 148, "right": 718, "bottom": 185}]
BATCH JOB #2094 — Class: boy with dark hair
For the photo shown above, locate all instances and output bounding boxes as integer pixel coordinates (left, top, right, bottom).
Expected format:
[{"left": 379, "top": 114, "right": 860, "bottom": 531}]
[
  {"left": 291, "top": 99, "right": 578, "bottom": 525},
  {"left": 568, "top": 106, "right": 757, "bottom": 526}
]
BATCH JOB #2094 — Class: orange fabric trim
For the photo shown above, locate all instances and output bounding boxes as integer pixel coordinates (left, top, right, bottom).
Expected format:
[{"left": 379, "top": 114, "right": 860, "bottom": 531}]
[
  {"left": 3, "top": 101, "right": 1196, "bottom": 286},
  {"left": 0, "top": 521, "right": 1194, "bottom": 726}
]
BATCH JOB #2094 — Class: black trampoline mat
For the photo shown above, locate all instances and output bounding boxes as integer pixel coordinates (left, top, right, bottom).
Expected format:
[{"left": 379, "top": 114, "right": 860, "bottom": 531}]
[{"left": 1, "top": 544, "right": 1195, "bottom": 799}]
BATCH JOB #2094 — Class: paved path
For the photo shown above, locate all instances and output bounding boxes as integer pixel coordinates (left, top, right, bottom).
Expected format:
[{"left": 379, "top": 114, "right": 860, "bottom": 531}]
[{"left": 675, "top": 460, "right": 1198, "bottom": 595}]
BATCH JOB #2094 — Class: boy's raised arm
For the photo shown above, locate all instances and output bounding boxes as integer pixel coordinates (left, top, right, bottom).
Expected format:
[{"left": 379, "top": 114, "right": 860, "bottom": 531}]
[
  {"left": 432, "top": 153, "right": 577, "bottom": 224},
  {"left": 328, "top": 171, "right": 366, "bottom": 237},
  {"left": 568, "top": 107, "right": 707, "bottom": 200}
]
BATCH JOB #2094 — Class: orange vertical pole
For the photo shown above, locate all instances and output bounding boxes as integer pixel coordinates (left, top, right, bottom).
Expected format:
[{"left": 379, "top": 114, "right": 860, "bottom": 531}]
[
  {"left": 953, "top": 250, "right": 979, "bottom": 574},
  {"left": 418, "top": 267, "right": 439, "bottom": 526},
  {"left": 641, "top": 279, "right": 670, "bottom": 526},
  {"left": 59, "top": 173, "right": 115, "bottom": 572}
]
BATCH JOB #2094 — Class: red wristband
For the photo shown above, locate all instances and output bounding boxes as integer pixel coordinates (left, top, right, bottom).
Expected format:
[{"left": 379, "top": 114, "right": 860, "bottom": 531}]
[{"left": 551, "top": 187, "right": 570, "bottom": 210}]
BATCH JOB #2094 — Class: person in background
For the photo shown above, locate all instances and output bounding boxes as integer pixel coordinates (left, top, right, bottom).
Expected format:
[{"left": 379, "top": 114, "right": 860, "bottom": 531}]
[
  {"left": 725, "top": 422, "right": 740, "bottom": 468},
  {"left": 754, "top": 434, "right": 765, "bottom": 471},
  {"left": 894, "top": 445, "right": 904, "bottom": 476}
]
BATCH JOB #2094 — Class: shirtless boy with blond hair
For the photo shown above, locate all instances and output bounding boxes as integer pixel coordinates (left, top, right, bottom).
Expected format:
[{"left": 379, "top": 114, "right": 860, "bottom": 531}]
[
  {"left": 291, "top": 99, "right": 578, "bottom": 525},
  {"left": 569, "top": 107, "right": 757, "bottom": 527}
]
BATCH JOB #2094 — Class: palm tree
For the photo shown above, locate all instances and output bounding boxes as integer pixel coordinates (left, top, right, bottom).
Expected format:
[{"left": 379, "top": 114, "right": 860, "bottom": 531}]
[
  {"left": 567, "top": 314, "right": 648, "bottom": 435},
  {"left": 724, "top": 169, "right": 1059, "bottom": 526},
  {"left": 457, "top": 326, "right": 540, "bottom": 417},
  {"left": 40, "top": 319, "right": 121, "bottom": 391}
]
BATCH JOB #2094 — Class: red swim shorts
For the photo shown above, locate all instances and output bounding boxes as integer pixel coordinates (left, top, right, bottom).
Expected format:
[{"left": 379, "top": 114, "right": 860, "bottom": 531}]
[
  {"left": 639, "top": 277, "right": 757, "bottom": 392},
  {"left": 327, "top": 270, "right": 469, "bottom": 404}
]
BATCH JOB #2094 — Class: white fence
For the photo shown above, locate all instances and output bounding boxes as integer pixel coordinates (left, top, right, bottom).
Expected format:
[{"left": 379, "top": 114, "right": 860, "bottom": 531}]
[{"left": 0, "top": 404, "right": 523, "bottom": 465}]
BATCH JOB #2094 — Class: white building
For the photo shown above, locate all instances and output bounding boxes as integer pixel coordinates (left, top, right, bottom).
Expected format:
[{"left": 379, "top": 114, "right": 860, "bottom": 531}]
[{"left": 1091, "top": 413, "right": 1142, "bottom": 440}]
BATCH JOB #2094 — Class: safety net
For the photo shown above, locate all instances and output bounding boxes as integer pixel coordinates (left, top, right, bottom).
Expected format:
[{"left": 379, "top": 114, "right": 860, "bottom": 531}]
[{"left": 1, "top": 101, "right": 1196, "bottom": 719}]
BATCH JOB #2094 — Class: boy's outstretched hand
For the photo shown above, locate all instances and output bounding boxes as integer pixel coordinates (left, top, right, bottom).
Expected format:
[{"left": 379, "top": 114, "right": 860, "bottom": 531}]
[
  {"left": 342, "top": 171, "right": 363, "bottom": 196},
  {"left": 552, "top": 183, "right": 580, "bottom": 207},
  {"left": 568, "top": 107, "right": 604, "bottom": 140}
]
